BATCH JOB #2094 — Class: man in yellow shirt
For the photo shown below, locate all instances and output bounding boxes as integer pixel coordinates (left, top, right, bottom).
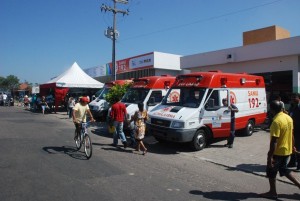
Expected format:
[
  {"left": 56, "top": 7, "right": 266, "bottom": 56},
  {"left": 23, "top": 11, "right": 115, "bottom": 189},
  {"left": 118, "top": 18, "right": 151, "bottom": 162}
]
[
  {"left": 260, "top": 100, "right": 300, "bottom": 199},
  {"left": 72, "top": 97, "right": 95, "bottom": 139}
]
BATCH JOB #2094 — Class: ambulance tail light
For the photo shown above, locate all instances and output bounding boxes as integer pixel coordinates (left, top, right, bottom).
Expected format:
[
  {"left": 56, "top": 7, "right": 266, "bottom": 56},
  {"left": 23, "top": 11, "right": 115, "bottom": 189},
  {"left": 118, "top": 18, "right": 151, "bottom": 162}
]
[
  {"left": 256, "top": 78, "right": 261, "bottom": 85},
  {"left": 164, "top": 81, "right": 171, "bottom": 89},
  {"left": 240, "top": 78, "right": 246, "bottom": 85},
  {"left": 196, "top": 76, "right": 203, "bottom": 83},
  {"left": 221, "top": 77, "right": 227, "bottom": 86}
]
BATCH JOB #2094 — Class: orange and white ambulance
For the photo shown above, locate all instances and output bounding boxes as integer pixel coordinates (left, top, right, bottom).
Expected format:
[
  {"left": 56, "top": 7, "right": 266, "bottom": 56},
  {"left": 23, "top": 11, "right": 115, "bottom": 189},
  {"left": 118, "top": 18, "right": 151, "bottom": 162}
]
[
  {"left": 89, "top": 79, "right": 132, "bottom": 119},
  {"left": 121, "top": 75, "right": 176, "bottom": 125},
  {"left": 146, "top": 71, "right": 267, "bottom": 151}
]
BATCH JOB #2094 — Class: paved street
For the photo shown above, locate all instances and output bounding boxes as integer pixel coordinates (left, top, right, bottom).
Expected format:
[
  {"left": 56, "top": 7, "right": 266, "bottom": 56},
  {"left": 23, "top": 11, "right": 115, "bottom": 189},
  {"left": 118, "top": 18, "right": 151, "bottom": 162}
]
[{"left": 0, "top": 106, "right": 300, "bottom": 201}]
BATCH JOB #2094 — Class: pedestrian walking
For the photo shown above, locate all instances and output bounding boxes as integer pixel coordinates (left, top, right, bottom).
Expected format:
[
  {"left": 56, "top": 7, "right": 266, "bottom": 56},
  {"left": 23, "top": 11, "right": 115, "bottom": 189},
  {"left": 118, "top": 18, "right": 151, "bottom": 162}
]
[
  {"left": 288, "top": 93, "right": 300, "bottom": 170},
  {"left": 110, "top": 97, "right": 128, "bottom": 148},
  {"left": 68, "top": 97, "right": 75, "bottom": 119},
  {"left": 222, "top": 98, "right": 239, "bottom": 148},
  {"left": 260, "top": 100, "right": 300, "bottom": 200},
  {"left": 40, "top": 96, "right": 48, "bottom": 115},
  {"left": 131, "top": 102, "right": 148, "bottom": 155}
]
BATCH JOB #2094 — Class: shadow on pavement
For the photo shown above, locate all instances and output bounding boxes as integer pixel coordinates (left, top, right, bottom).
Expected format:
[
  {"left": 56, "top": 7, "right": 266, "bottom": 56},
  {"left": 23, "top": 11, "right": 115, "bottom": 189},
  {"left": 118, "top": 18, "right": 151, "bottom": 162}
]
[
  {"left": 42, "top": 145, "right": 88, "bottom": 160},
  {"left": 235, "top": 163, "right": 266, "bottom": 173},
  {"left": 189, "top": 190, "right": 259, "bottom": 200},
  {"left": 277, "top": 193, "right": 300, "bottom": 201}
]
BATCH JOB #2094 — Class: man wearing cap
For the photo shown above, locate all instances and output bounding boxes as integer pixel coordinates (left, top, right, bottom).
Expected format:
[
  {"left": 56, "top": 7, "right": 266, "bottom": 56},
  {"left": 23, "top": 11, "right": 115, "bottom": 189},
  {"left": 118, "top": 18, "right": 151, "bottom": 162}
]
[{"left": 72, "top": 96, "right": 95, "bottom": 139}]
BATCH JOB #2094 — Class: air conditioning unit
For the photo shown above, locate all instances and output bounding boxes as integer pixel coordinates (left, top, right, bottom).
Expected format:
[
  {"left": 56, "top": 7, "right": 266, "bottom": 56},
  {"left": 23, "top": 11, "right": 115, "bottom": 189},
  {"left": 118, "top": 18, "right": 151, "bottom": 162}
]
[{"left": 226, "top": 54, "right": 235, "bottom": 62}]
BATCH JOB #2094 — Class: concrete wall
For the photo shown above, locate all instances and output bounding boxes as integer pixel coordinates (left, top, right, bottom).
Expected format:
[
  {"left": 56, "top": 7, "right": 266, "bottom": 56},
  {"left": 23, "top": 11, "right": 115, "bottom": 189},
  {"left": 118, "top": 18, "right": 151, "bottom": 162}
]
[
  {"left": 154, "top": 52, "right": 181, "bottom": 70},
  {"left": 181, "top": 36, "right": 300, "bottom": 69},
  {"left": 243, "top": 25, "right": 290, "bottom": 46}
]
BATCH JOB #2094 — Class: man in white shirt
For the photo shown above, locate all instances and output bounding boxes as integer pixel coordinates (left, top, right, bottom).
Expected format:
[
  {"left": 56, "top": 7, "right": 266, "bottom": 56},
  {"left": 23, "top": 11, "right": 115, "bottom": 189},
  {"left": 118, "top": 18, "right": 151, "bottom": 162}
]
[{"left": 3, "top": 93, "right": 7, "bottom": 105}]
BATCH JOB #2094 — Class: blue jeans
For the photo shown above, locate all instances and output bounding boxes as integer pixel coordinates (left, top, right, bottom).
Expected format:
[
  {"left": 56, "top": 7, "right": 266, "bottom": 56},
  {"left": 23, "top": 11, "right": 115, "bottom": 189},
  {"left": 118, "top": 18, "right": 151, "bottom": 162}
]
[
  {"left": 68, "top": 107, "right": 73, "bottom": 118},
  {"left": 129, "top": 129, "right": 136, "bottom": 146},
  {"left": 113, "top": 121, "right": 127, "bottom": 145}
]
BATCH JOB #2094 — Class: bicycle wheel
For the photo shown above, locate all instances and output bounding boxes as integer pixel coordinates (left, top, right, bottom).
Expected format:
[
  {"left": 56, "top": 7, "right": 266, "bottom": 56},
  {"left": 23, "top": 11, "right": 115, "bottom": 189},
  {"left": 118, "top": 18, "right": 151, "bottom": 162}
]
[
  {"left": 83, "top": 134, "right": 92, "bottom": 159},
  {"left": 74, "top": 130, "right": 82, "bottom": 150}
]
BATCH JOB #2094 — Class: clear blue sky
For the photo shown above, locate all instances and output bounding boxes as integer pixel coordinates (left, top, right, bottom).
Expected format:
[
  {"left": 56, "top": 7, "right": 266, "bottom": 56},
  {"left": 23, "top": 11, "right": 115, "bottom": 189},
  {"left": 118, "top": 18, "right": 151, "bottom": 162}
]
[{"left": 1, "top": 0, "right": 300, "bottom": 84}]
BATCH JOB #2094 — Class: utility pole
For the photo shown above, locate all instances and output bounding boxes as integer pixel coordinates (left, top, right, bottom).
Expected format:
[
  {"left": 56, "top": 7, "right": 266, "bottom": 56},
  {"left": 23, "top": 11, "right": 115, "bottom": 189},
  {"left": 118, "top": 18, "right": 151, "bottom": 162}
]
[{"left": 101, "top": 0, "right": 129, "bottom": 81}]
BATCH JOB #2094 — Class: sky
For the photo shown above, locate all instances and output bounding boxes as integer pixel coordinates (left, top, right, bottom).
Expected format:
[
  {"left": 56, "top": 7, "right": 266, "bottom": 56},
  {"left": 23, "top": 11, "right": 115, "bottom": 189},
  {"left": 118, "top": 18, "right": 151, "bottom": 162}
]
[{"left": 1, "top": 0, "right": 300, "bottom": 84}]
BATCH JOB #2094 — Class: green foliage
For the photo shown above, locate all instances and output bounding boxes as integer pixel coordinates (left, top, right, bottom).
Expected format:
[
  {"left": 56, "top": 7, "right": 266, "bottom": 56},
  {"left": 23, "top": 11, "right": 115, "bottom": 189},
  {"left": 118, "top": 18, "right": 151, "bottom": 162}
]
[
  {"left": 105, "top": 83, "right": 131, "bottom": 105},
  {"left": 0, "top": 75, "right": 20, "bottom": 90}
]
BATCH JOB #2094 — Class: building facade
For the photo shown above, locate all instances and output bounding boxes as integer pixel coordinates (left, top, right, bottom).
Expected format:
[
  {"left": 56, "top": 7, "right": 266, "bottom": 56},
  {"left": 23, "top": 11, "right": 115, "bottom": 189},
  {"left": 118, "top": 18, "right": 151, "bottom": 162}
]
[
  {"left": 85, "top": 51, "right": 184, "bottom": 84},
  {"left": 181, "top": 26, "right": 300, "bottom": 103}
]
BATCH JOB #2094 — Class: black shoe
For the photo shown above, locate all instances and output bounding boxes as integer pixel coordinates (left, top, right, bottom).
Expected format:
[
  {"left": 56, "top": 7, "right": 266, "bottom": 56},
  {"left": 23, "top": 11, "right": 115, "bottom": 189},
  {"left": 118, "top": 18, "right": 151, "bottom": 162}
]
[
  {"left": 110, "top": 143, "right": 117, "bottom": 147},
  {"left": 228, "top": 144, "right": 233, "bottom": 148},
  {"left": 123, "top": 141, "right": 128, "bottom": 149},
  {"left": 224, "top": 144, "right": 229, "bottom": 147}
]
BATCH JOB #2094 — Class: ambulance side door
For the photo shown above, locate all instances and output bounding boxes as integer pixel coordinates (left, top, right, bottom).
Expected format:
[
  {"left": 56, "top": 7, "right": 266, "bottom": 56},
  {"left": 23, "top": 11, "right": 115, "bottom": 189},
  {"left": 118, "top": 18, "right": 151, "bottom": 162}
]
[
  {"left": 146, "top": 90, "right": 163, "bottom": 111},
  {"left": 201, "top": 89, "right": 231, "bottom": 138}
]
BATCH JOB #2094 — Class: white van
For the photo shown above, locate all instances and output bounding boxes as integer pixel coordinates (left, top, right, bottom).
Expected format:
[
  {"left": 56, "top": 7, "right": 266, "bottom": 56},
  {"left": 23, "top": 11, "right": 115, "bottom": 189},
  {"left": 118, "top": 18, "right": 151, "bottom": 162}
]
[
  {"left": 146, "top": 71, "right": 267, "bottom": 151},
  {"left": 117, "top": 75, "right": 176, "bottom": 131}
]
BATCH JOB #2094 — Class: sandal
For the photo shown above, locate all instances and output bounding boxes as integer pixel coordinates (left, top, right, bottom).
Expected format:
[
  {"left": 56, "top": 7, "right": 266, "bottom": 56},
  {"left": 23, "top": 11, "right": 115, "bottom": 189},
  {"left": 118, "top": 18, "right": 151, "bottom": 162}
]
[
  {"left": 259, "top": 192, "right": 278, "bottom": 200},
  {"left": 143, "top": 149, "right": 147, "bottom": 155}
]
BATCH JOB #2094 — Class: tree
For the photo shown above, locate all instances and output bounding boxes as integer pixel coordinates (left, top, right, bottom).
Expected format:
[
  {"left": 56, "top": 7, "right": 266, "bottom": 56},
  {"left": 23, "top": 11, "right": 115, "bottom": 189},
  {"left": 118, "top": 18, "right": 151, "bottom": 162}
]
[
  {"left": 0, "top": 76, "right": 5, "bottom": 89},
  {"left": 5, "top": 75, "right": 20, "bottom": 90},
  {"left": 0, "top": 75, "right": 19, "bottom": 91},
  {"left": 105, "top": 83, "right": 131, "bottom": 105}
]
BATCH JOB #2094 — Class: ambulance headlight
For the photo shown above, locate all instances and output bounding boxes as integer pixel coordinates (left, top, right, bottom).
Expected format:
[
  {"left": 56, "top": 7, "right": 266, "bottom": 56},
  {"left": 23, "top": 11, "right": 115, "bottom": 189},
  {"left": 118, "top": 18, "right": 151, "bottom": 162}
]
[{"left": 171, "top": 121, "right": 184, "bottom": 128}]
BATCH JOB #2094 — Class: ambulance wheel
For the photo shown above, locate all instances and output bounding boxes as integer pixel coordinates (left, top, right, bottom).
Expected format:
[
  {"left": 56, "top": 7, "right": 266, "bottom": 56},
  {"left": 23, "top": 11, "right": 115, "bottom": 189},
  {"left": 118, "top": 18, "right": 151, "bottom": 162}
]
[
  {"left": 243, "top": 120, "right": 254, "bottom": 136},
  {"left": 191, "top": 130, "right": 206, "bottom": 151}
]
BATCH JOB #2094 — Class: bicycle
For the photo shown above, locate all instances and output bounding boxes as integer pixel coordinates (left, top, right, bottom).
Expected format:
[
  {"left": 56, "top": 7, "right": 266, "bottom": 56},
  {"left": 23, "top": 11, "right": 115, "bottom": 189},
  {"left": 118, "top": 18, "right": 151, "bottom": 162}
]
[{"left": 74, "top": 121, "right": 93, "bottom": 159}]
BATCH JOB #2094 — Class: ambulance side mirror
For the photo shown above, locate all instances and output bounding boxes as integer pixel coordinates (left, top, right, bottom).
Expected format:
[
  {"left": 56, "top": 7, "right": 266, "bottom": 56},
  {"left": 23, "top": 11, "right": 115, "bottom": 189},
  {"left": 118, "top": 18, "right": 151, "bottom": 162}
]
[
  {"left": 147, "top": 97, "right": 156, "bottom": 106},
  {"left": 205, "top": 99, "right": 215, "bottom": 109},
  {"left": 208, "top": 99, "right": 215, "bottom": 108}
]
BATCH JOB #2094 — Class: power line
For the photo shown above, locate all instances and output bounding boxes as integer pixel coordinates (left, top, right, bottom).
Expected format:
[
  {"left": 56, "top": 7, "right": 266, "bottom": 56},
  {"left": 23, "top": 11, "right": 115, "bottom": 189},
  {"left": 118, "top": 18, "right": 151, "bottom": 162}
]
[{"left": 120, "top": 0, "right": 285, "bottom": 42}]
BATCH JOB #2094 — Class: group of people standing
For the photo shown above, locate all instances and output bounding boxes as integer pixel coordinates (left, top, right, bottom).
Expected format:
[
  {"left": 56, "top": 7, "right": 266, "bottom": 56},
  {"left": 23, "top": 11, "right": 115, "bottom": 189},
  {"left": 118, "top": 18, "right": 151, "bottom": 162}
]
[{"left": 109, "top": 97, "right": 148, "bottom": 155}]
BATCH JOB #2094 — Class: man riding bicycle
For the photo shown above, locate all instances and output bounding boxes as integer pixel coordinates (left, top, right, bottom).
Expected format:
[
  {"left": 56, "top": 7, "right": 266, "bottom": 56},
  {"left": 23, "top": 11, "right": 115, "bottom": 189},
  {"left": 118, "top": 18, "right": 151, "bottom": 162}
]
[{"left": 72, "top": 96, "right": 95, "bottom": 139}]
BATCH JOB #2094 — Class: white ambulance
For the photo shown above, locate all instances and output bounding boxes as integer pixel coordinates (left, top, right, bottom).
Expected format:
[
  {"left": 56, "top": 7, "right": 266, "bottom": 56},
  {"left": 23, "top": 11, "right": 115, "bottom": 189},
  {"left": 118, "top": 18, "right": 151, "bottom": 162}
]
[
  {"left": 121, "top": 75, "right": 176, "bottom": 130},
  {"left": 146, "top": 71, "right": 267, "bottom": 151},
  {"left": 89, "top": 80, "right": 132, "bottom": 120}
]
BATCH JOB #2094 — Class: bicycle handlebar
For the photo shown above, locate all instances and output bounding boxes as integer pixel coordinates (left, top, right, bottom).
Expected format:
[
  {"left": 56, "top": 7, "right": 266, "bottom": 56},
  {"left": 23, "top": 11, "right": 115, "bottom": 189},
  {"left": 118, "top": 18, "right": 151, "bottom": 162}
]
[{"left": 80, "top": 121, "right": 95, "bottom": 127}]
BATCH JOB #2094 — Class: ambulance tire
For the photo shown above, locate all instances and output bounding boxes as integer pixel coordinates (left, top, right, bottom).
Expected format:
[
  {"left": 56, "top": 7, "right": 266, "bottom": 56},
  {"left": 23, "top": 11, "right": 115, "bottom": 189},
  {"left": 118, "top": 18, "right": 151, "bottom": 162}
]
[
  {"left": 191, "top": 130, "right": 206, "bottom": 151},
  {"left": 243, "top": 120, "right": 254, "bottom": 136}
]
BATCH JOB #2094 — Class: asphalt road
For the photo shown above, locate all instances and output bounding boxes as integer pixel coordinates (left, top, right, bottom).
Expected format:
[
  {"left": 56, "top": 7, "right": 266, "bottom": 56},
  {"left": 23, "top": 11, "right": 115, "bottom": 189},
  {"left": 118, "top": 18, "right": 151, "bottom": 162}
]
[{"left": 0, "top": 106, "right": 299, "bottom": 201}]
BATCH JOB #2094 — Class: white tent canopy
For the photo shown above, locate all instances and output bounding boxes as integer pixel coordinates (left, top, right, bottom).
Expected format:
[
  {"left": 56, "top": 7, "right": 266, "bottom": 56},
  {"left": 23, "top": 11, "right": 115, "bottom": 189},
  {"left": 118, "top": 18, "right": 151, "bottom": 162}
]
[{"left": 46, "top": 62, "right": 104, "bottom": 88}]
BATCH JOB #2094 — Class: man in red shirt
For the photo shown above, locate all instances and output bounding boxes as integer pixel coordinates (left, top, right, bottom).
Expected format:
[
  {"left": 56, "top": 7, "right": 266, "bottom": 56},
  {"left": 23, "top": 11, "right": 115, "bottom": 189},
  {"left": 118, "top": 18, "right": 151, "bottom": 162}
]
[{"left": 110, "top": 97, "right": 128, "bottom": 148}]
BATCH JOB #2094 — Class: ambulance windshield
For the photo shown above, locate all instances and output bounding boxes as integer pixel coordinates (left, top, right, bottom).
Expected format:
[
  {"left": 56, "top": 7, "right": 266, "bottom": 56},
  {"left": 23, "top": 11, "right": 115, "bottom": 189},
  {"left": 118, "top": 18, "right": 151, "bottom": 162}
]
[
  {"left": 161, "top": 87, "right": 206, "bottom": 108},
  {"left": 121, "top": 88, "right": 150, "bottom": 104}
]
